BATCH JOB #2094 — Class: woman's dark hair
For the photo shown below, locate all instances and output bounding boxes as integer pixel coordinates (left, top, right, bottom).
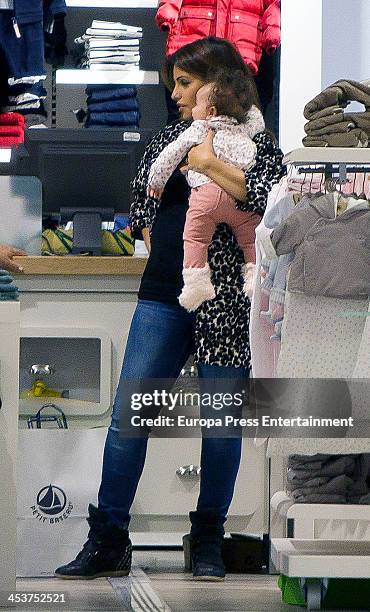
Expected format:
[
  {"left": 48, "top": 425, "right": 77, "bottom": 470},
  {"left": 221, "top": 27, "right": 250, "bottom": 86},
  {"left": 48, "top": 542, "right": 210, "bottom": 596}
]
[{"left": 161, "top": 36, "right": 260, "bottom": 110}]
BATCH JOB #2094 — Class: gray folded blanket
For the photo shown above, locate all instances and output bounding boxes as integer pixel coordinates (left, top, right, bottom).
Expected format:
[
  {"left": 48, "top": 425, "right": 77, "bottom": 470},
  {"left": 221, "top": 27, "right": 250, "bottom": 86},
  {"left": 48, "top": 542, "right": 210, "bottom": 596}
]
[
  {"left": 286, "top": 476, "right": 330, "bottom": 491},
  {"left": 304, "top": 110, "right": 370, "bottom": 135},
  {"left": 287, "top": 455, "right": 356, "bottom": 481},
  {"left": 304, "top": 79, "right": 370, "bottom": 120},
  {"left": 302, "top": 129, "right": 368, "bottom": 148},
  {"left": 294, "top": 493, "right": 346, "bottom": 504},
  {"left": 286, "top": 454, "right": 370, "bottom": 504},
  {"left": 291, "top": 475, "right": 353, "bottom": 497}
]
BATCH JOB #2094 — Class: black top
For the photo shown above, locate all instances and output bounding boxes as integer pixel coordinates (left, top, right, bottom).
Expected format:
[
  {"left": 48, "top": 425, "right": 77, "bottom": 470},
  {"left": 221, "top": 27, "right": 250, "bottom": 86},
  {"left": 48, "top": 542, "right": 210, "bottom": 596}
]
[
  {"left": 130, "top": 121, "right": 285, "bottom": 368},
  {"left": 138, "top": 168, "right": 190, "bottom": 303}
]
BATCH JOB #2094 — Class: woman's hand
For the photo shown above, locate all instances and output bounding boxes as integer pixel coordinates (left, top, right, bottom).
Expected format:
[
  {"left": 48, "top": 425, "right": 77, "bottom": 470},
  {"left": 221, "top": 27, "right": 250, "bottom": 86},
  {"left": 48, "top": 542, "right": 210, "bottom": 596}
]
[
  {"left": 181, "top": 130, "right": 215, "bottom": 175},
  {"left": 0, "top": 245, "right": 26, "bottom": 273}
]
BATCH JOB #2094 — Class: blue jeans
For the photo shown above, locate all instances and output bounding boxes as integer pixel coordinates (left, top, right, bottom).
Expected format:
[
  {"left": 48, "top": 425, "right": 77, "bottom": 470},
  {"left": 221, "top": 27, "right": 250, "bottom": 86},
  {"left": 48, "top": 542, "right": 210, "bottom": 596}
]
[
  {"left": 87, "top": 97, "right": 139, "bottom": 114},
  {"left": 86, "top": 85, "right": 137, "bottom": 101},
  {"left": 98, "top": 300, "right": 248, "bottom": 528},
  {"left": 86, "top": 110, "right": 140, "bottom": 127}
]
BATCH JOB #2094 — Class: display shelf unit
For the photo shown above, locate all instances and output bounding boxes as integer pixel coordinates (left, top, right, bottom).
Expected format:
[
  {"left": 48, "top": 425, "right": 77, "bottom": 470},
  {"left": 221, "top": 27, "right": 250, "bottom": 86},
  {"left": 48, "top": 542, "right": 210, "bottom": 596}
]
[
  {"left": 57, "top": 0, "right": 164, "bottom": 128},
  {"left": 283, "top": 147, "right": 370, "bottom": 185},
  {"left": 56, "top": 69, "right": 159, "bottom": 85},
  {"left": 0, "top": 302, "right": 20, "bottom": 593},
  {"left": 66, "top": 0, "right": 158, "bottom": 6},
  {"left": 270, "top": 469, "right": 370, "bottom": 609},
  {"left": 0, "top": 149, "right": 12, "bottom": 163},
  {"left": 271, "top": 538, "right": 370, "bottom": 610},
  {"left": 286, "top": 503, "right": 370, "bottom": 539},
  {"left": 19, "top": 327, "right": 112, "bottom": 417},
  {"left": 283, "top": 147, "right": 370, "bottom": 166},
  {"left": 272, "top": 538, "right": 370, "bottom": 579}
]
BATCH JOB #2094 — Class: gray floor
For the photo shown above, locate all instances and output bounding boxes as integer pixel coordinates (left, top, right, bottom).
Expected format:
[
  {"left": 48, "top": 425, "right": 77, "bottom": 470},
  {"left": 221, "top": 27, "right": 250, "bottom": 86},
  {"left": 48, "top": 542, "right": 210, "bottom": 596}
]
[{"left": 8, "top": 551, "right": 358, "bottom": 611}]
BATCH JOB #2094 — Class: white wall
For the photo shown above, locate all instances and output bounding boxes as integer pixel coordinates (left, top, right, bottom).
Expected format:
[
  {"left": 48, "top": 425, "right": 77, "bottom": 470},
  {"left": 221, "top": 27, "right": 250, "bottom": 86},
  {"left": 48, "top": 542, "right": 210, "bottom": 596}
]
[
  {"left": 279, "top": 0, "right": 323, "bottom": 154},
  {"left": 279, "top": 0, "right": 370, "bottom": 154},
  {"left": 322, "top": 0, "right": 370, "bottom": 88}
]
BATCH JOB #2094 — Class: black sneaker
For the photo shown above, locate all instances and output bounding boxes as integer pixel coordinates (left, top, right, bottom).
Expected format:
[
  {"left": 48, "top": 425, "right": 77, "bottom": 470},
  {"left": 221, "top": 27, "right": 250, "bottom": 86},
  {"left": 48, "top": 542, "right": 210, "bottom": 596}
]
[{"left": 55, "top": 504, "right": 132, "bottom": 580}]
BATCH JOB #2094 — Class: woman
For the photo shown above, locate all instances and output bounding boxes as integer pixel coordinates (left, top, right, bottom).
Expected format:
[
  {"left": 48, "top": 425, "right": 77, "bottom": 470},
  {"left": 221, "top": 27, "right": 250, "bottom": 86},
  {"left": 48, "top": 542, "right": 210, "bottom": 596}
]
[{"left": 55, "top": 37, "right": 284, "bottom": 582}]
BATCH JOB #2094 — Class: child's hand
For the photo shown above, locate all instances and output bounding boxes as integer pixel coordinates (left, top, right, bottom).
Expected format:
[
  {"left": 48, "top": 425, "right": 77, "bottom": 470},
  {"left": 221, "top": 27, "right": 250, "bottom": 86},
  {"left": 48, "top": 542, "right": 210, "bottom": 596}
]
[{"left": 147, "top": 184, "right": 163, "bottom": 200}]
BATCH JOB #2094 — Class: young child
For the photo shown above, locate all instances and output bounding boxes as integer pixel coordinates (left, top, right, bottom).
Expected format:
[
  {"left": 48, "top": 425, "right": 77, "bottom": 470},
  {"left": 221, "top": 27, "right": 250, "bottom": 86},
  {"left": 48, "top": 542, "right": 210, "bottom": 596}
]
[{"left": 148, "top": 70, "right": 265, "bottom": 311}]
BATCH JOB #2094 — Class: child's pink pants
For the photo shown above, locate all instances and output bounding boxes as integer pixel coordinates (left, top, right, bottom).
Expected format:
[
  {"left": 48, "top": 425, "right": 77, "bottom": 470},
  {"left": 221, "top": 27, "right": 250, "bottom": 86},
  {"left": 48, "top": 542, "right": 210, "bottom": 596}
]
[{"left": 183, "top": 182, "right": 260, "bottom": 268}]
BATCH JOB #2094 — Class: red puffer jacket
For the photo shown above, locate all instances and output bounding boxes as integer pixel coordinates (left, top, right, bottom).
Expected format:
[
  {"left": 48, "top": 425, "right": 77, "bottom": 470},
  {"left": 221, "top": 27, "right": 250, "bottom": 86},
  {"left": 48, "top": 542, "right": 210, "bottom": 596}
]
[{"left": 156, "top": 0, "right": 280, "bottom": 74}]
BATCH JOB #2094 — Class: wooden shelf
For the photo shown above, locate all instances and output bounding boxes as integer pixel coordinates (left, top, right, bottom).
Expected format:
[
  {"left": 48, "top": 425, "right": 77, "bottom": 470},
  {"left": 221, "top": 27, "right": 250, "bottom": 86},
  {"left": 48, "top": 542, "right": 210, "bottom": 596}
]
[{"left": 13, "top": 255, "right": 147, "bottom": 276}]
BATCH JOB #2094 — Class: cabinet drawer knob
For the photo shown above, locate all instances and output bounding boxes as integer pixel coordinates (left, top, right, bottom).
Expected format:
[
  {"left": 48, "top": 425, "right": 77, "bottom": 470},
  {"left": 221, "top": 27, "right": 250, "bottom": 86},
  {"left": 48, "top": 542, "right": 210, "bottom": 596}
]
[
  {"left": 176, "top": 464, "right": 201, "bottom": 479},
  {"left": 29, "top": 364, "right": 55, "bottom": 376}
]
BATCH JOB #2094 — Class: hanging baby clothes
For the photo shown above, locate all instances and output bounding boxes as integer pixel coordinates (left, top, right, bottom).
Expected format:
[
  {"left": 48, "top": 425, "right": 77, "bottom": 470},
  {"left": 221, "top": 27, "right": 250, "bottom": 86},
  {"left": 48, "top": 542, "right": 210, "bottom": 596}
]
[
  {"left": 270, "top": 193, "right": 370, "bottom": 300},
  {"left": 260, "top": 192, "right": 311, "bottom": 337},
  {"left": 265, "top": 290, "right": 370, "bottom": 457},
  {"left": 273, "top": 193, "right": 370, "bottom": 449},
  {"left": 251, "top": 187, "right": 370, "bottom": 455},
  {"left": 249, "top": 176, "right": 288, "bottom": 379}
]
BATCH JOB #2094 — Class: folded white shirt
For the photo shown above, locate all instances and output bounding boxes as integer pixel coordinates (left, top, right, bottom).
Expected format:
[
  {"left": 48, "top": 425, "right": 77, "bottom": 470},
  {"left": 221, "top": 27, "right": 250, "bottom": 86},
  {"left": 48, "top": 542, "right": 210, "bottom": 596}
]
[
  {"left": 88, "top": 38, "right": 140, "bottom": 48},
  {"left": 85, "top": 28, "right": 143, "bottom": 38},
  {"left": 89, "top": 56, "right": 140, "bottom": 64},
  {"left": 76, "top": 36, "right": 140, "bottom": 46},
  {"left": 89, "top": 49, "right": 140, "bottom": 59},
  {"left": 89, "top": 64, "right": 140, "bottom": 71},
  {"left": 91, "top": 20, "right": 142, "bottom": 34},
  {"left": 88, "top": 47, "right": 139, "bottom": 54}
]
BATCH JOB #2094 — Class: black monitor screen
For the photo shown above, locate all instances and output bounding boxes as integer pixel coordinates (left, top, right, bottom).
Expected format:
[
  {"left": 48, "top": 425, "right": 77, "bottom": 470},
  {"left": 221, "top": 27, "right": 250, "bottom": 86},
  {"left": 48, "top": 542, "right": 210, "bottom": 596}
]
[
  {"left": 42, "top": 147, "right": 133, "bottom": 215},
  {"left": 23, "top": 129, "right": 153, "bottom": 217}
]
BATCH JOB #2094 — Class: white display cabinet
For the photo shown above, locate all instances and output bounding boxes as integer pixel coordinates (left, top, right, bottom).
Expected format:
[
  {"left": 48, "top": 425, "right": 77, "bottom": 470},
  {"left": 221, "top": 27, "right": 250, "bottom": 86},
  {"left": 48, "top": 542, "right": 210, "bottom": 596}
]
[
  {"left": 17, "top": 268, "right": 140, "bottom": 428},
  {"left": 128, "top": 435, "right": 269, "bottom": 545},
  {"left": 0, "top": 303, "right": 20, "bottom": 598},
  {"left": 19, "top": 327, "right": 111, "bottom": 417},
  {"left": 15, "top": 265, "right": 269, "bottom": 545}
]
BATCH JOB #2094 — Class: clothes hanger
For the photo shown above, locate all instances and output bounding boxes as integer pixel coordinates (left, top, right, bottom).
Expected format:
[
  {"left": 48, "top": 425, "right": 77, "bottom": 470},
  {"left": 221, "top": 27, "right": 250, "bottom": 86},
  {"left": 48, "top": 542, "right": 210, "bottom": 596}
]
[
  {"left": 358, "top": 171, "right": 368, "bottom": 201},
  {"left": 319, "top": 168, "right": 325, "bottom": 194},
  {"left": 309, "top": 172, "right": 314, "bottom": 193}
]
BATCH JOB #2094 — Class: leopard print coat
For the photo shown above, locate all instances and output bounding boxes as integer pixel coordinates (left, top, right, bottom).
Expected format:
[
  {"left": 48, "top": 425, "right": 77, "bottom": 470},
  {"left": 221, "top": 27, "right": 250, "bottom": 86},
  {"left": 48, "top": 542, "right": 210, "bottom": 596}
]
[{"left": 130, "top": 121, "right": 285, "bottom": 369}]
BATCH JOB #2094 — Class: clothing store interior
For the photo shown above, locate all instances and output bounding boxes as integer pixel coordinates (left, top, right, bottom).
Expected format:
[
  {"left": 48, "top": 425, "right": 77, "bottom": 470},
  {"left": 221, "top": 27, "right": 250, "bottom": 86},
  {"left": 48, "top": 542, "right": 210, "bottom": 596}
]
[{"left": 1, "top": 1, "right": 370, "bottom": 610}]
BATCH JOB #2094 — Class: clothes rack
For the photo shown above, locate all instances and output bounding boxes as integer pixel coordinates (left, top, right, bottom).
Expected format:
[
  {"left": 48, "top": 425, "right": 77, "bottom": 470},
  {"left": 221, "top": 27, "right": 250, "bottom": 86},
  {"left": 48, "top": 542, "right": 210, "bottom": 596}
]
[
  {"left": 267, "top": 147, "right": 370, "bottom": 610},
  {"left": 283, "top": 147, "right": 370, "bottom": 184}
]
